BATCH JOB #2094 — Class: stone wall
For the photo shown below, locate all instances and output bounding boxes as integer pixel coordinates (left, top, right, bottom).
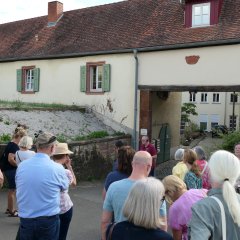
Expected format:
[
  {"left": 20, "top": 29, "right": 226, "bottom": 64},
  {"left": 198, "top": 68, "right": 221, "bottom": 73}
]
[{"left": 0, "top": 135, "right": 131, "bottom": 181}]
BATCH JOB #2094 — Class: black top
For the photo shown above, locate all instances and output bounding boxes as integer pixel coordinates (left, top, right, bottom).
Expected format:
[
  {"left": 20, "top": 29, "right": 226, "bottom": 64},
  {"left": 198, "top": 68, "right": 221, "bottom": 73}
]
[
  {"left": 1, "top": 142, "right": 19, "bottom": 171},
  {"left": 107, "top": 221, "right": 173, "bottom": 240}
]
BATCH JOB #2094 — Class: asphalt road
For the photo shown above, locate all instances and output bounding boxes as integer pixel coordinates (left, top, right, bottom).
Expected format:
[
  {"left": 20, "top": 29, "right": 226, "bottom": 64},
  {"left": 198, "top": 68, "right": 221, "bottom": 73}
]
[{"left": 0, "top": 181, "right": 104, "bottom": 240}]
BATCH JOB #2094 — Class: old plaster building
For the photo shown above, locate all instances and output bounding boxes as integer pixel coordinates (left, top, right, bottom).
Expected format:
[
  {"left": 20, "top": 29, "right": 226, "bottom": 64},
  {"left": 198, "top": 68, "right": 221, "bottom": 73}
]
[{"left": 0, "top": 0, "right": 240, "bottom": 153}]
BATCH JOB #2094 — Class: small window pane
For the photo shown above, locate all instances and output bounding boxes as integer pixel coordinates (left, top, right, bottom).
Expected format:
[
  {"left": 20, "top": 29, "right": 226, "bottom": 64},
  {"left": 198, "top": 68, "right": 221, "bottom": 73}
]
[
  {"left": 202, "top": 5, "right": 210, "bottom": 14},
  {"left": 202, "top": 15, "right": 210, "bottom": 24},
  {"left": 195, "top": 6, "right": 201, "bottom": 15},
  {"left": 194, "top": 16, "right": 201, "bottom": 25}
]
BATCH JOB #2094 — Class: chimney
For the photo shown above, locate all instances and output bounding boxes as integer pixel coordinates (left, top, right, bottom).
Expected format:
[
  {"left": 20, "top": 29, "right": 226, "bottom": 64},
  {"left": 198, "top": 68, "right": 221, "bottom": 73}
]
[{"left": 48, "top": 1, "right": 63, "bottom": 26}]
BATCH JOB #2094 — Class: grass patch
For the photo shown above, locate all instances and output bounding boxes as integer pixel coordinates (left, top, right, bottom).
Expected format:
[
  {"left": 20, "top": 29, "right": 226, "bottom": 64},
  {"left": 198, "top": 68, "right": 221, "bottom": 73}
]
[{"left": 0, "top": 99, "right": 85, "bottom": 112}]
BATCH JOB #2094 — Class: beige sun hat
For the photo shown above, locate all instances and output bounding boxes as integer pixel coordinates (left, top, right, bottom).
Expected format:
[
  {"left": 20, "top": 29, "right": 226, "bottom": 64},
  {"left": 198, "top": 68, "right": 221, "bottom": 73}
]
[{"left": 53, "top": 143, "right": 73, "bottom": 155}]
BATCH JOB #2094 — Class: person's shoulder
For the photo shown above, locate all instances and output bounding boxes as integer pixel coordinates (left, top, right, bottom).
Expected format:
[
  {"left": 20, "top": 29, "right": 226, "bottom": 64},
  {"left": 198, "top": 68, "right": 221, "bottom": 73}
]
[
  {"left": 154, "top": 229, "right": 173, "bottom": 239},
  {"left": 108, "top": 178, "right": 132, "bottom": 190}
]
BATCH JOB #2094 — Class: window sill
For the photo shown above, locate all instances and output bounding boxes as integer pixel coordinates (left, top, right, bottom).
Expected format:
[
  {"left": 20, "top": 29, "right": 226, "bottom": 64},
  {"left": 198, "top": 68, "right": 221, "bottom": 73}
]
[
  {"left": 200, "top": 102, "right": 209, "bottom": 104},
  {"left": 212, "top": 102, "right": 221, "bottom": 104},
  {"left": 20, "top": 91, "right": 35, "bottom": 94},
  {"left": 86, "top": 92, "right": 104, "bottom": 95}
]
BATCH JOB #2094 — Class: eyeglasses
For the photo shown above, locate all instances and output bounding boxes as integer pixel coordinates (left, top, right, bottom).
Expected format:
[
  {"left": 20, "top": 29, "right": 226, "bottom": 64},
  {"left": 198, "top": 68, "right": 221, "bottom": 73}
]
[{"left": 160, "top": 196, "right": 165, "bottom": 206}]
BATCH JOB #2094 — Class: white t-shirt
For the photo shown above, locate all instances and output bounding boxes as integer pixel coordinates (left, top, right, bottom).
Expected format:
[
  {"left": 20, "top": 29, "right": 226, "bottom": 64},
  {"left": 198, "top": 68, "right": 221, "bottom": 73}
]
[{"left": 15, "top": 150, "right": 35, "bottom": 165}]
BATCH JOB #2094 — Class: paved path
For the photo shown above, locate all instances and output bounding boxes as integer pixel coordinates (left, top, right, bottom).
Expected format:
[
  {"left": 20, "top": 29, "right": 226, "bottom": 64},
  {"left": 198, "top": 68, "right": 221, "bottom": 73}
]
[{"left": 0, "top": 181, "right": 104, "bottom": 240}]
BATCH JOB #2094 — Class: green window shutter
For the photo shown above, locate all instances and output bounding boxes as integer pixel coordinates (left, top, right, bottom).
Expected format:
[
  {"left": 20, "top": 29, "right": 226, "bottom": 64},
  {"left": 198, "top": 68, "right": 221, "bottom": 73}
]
[
  {"left": 33, "top": 68, "right": 40, "bottom": 92},
  {"left": 103, "top": 64, "right": 111, "bottom": 92},
  {"left": 16, "top": 69, "right": 22, "bottom": 92},
  {"left": 80, "top": 66, "right": 87, "bottom": 92}
]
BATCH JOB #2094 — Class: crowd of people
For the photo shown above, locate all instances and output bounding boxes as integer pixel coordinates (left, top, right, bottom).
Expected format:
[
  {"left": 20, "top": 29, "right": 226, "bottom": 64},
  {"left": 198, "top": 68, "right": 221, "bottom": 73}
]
[
  {"left": 0, "top": 128, "right": 240, "bottom": 239},
  {"left": 101, "top": 135, "right": 240, "bottom": 240},
  {"left": 0, "top": 125, "right": 76, "bottom": 240}
]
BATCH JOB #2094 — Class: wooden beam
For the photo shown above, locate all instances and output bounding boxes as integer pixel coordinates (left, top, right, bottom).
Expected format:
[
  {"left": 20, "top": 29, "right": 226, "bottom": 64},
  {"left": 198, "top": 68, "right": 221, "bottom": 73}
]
[{"left": 138, "top": 85, "right": 240, "bottom": 92}]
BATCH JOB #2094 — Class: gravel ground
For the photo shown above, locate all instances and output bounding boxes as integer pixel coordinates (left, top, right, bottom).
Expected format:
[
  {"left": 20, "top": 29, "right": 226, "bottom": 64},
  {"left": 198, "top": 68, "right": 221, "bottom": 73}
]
[{"left": 0, "top": 110, "right": 114, "bottom": 139}]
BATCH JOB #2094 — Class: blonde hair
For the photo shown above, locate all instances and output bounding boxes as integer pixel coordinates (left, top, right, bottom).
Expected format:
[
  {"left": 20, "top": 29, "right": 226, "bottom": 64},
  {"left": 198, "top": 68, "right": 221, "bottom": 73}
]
[
  {"left": 13, "top": 126, "right": 27, "bottom": 139},
  {"left": 19, "top": 136, "right": 33, "bottom": 149},
  {"left": 162, "top": 175, "right": 187, "bottom": 204},
  {"left": 184, "top": 149, "right": 201, "bottom": 177},
  {"left": 209, "top": 150, "right": 240, "bottom": 226},
  {"left": 123, "top": 177, "right": 165, "bottom": 229}
]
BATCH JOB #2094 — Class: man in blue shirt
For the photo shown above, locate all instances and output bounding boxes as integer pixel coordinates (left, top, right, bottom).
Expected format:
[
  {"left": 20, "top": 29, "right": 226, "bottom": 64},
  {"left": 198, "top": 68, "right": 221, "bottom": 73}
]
[
  {"left": 16, "top": 131, "right": 69, "bottom": 240},
  {"left": 101, "top": 151, "right": 167, "bottom": 240}
]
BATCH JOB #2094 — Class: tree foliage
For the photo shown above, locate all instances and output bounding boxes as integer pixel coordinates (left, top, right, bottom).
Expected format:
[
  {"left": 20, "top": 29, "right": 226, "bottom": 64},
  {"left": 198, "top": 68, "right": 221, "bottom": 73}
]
[{"left": 181, "top": 103, "right": 198, "bottom": 122}]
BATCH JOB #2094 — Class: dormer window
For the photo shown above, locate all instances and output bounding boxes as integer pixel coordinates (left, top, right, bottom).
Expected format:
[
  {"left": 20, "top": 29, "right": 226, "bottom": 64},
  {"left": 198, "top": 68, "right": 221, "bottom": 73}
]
[
  {"left": 184, "top": 0, "right": 223, "bottom": 28},
  {"left": 192, "top": 3, "right": 210, "bottom": 27}
]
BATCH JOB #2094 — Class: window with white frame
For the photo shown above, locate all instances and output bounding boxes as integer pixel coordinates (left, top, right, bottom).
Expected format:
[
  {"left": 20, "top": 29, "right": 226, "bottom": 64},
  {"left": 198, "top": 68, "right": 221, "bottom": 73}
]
[
  {"left": 192, "top": 3, "right": 210, "bottom": 27},
  {"left": 16, "top": 66, "right": 40, "bottom": 93},
  {"left": 212, "top": 93, "right": 220, "bottom": 103},
  {"left": 201, "top": 93, "right": 208, "bottom": 103},
  {"left": 199, "top": 114, "right": 208, "bottom": 131},
  {"left": 80, "top": 62, "right": 111, "bottom": 93},
  {"left": 189, "top": 92, "right": 196, "bottom": 102},
  {"left": 25, "top": 69, "right": 34, "bottom": 91},
  {"left": 210, "top": 114, "right": 219, "bottom": 128},
  {"left": 90, "top": 65, "right": 103, "bottom": 92}
]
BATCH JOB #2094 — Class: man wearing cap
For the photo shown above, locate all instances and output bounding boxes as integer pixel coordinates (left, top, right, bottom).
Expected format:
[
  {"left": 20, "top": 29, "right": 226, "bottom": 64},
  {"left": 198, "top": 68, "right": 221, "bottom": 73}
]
[{"left": 16, "top": 132, "right": 69, "bottom": 240}]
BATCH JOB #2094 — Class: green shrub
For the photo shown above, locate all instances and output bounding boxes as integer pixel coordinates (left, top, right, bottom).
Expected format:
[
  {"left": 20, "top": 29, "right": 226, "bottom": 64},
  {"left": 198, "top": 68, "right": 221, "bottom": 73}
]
[
  {"left": 0, "top": 134, "right": 11, "bottom": 143},
  {"left": 112, "top": 131, "right": 125, "bottom": 136},
  {"left": 221, "top": 131, "right": 240, "bottom": 152},
  {"left": 56, "top": 134, "right": 68, "bottom": 143},
  {"left": 88, "top": 131, "right": 109, "bottom": 139}
]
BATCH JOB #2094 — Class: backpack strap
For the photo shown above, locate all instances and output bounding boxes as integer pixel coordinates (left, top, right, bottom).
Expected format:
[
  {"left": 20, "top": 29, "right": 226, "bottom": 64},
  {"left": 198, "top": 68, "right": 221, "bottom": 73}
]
[
  {"left": 210, "top": 196, "right": 226, "bottom": 240},
  {"left": 16, "top": 151, "right": 22, "bottom": 163},
  {"left": 201, "top": 162, "right": 208, "bottom": 176}
]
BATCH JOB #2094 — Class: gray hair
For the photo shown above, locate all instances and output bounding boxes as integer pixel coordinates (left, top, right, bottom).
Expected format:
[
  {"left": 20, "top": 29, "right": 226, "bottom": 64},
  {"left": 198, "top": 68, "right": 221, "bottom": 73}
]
[
  {"left": 174, "top": 148, "right": 184, "bottom": 161},
  {"left": 193, "top": 146, "right": 206, "bottom": 160},
  {"left": 209, "top": 150, "right": 240, "bottom": 226},
  {"left": 19, "top": 136, "right": 33, "bottom": 149},
  {"left": 123, "top": 177, "right": 165, "bottom": 229}
]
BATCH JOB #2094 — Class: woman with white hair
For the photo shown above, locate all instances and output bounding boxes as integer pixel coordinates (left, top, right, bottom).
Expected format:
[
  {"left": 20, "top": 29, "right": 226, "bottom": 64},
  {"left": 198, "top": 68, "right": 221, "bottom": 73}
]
[
  {"left": 15, "top": 136, "right": 35, "bottom": 165},
  {"left": 189, "top": 150, "right": 240, "bottom": 239},
  {"left": 106, "top": 177, "right": 173, "bottom": 240},
  {"left": 172, "top": 148, "right": 188, "bottom": 180}
]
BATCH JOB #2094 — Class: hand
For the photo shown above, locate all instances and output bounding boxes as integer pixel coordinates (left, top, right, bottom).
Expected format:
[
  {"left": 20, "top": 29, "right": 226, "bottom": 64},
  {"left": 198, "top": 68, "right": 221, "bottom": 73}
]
[{"left": 65, "top": 158, "right": 72, "bottom": 168}]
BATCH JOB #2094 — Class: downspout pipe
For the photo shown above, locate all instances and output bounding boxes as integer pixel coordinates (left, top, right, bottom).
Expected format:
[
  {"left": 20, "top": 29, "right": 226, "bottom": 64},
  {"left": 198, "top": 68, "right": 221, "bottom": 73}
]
[{"left": 133, "top": 49, "right": 139, "bottom": 150}]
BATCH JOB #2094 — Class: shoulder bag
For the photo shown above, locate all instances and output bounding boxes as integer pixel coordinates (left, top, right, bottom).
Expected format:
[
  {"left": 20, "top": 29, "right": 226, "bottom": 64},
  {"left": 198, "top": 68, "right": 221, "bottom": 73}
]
[
  {"left": 210, "top": 196, "right": 226, "bottom": 240},
  {"left": 107, "top": 222, "right": 116, "bottom": 240}
]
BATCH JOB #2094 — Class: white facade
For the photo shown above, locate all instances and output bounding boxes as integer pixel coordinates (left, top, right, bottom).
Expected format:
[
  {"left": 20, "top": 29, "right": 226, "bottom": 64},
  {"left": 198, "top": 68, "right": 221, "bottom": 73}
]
[{"left": 182, "top": 91, "right": 240, "bottom": 131}]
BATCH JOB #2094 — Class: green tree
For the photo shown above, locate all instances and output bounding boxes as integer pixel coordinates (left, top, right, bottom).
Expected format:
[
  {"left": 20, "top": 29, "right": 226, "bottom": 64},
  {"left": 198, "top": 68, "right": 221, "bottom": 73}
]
[{"left": 181, "top": 103, "right": 198, "bottom": 123}]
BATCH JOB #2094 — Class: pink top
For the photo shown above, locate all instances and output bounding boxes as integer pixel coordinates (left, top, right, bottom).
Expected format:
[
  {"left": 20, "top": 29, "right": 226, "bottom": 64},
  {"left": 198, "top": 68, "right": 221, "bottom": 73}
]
[
  {"left": 169, "top": 189, "right": 208, "bottom": 240},
  {"left": 196, "top": 159, "right": 211, "bottom": 190},
  {"left": 60, "top": 169, "right": 73, "bottom": 214}
]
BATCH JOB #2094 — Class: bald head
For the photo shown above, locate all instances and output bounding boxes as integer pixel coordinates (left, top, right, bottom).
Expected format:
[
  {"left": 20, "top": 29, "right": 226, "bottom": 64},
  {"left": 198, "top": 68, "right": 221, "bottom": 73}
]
[{"left": 133, "top": 151, "right": 152, "bottom": 165}]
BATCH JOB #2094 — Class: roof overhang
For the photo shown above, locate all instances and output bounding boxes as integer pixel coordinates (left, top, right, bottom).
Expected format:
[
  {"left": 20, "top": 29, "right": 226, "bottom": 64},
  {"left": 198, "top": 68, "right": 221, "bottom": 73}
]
[
  {"left": 138, "top": 85, "right": 240, "bottom": 92},
  {"left": 0, "top": 38, "right": 240, "bottom": 63}
]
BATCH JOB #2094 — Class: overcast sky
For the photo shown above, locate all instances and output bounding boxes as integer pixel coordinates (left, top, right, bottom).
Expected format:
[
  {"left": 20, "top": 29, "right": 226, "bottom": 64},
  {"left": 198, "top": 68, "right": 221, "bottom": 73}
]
[{"left": 0, "top": 0, "right": 124, "bottom": 24}]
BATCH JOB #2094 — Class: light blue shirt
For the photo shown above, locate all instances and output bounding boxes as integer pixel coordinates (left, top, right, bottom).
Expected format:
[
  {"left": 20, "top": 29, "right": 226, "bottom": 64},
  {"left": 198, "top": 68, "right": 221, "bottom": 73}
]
[
  {"left": 103, "top": 178, "right": 167, "bottom": 222},
  {"left": 16, "top": 153, "right": 69, "bottom": 218}
]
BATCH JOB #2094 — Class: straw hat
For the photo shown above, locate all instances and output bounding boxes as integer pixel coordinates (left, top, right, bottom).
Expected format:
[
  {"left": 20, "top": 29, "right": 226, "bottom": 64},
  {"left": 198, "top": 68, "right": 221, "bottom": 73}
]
[{"left": 53, "top": 143, "right": 73, "bottom": 155}]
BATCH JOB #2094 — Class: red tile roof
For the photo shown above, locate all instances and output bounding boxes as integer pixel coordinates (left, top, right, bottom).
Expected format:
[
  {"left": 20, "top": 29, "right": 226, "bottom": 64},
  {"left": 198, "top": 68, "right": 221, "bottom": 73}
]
[{"left": 0, "top": 0, "right": 239, "bottom": 61}]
